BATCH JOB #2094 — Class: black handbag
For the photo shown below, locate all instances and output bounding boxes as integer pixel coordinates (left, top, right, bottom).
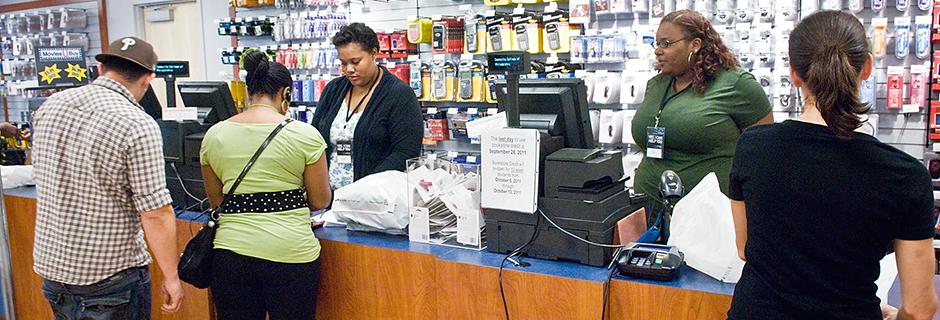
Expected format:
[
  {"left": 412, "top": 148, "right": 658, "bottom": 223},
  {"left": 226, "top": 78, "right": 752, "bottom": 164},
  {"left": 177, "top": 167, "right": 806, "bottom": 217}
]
[{"left": 178, "top": 118, "right": 293, "bottom": 289}]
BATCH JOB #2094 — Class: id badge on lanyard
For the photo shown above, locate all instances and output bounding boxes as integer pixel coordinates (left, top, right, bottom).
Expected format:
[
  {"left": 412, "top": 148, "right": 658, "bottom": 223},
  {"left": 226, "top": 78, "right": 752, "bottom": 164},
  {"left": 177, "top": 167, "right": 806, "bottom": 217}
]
[
  {"left": 647, "top": 77, "right": 685, "bottom": 160},
  {"left": 336, "top": 140, "right": 353, "bottom": 164}
]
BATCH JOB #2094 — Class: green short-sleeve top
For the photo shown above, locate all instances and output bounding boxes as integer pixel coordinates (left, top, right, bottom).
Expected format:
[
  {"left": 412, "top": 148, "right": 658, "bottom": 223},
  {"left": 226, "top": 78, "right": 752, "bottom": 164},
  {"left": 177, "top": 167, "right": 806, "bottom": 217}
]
[
  {"left": 630, "top": 68, "right": 771, "bottom": 205},
  {"left": 200, "top": 120, "right": 326, "bottom": 263}
]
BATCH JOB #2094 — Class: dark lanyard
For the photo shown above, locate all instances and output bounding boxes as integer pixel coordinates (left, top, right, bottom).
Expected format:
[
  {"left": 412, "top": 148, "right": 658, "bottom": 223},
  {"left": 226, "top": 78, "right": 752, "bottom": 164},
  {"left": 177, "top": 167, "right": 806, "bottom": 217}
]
[
  {"left": 344, "top": 70, "right": 381, "bottom": 123},
  {"left": 654, "top": 77, "right": 690, "bottom": 128}
]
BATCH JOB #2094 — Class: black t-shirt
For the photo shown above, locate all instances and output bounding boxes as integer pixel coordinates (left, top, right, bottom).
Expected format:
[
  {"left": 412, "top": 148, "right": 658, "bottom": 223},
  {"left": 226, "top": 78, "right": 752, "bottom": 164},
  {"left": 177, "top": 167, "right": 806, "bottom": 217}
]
[{"left": 726, "top": 120, "right": 936, "bottom": 320}]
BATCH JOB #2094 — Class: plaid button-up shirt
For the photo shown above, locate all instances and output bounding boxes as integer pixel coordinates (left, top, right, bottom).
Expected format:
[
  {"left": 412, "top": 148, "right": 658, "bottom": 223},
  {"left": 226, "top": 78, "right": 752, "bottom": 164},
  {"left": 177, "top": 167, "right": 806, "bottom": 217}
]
[{"left": 32, "top": 77, "right": 172, "bottom": 285}]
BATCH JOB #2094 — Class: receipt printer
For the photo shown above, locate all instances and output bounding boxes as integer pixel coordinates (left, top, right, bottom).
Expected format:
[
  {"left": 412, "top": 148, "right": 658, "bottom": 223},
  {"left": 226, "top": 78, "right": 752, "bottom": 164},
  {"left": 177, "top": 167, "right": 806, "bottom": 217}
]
[{"left": 616, "top": 243, "right": 684, "bottom": 281}]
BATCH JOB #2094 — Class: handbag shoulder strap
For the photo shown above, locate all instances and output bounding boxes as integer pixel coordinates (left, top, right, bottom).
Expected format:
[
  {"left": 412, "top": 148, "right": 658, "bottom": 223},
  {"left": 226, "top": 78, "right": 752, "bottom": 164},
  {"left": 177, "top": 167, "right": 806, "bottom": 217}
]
[{"left": 212, "top": 118, "right": 293, "bottom": 221}]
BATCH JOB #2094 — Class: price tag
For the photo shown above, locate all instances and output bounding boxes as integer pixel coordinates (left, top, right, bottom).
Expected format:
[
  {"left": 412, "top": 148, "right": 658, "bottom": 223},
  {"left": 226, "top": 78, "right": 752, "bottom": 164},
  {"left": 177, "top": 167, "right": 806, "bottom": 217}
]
[
  {"left": 448, "top": 151, "right": 459, "bottom": 158},
  {"left": 407, "top": 55, "right": 420, "bottom": 62},
  {"left": 387, "top": 61, "right": 397, "bottom": 68},
  {"left": 459, "top": 4, "right": 473, "bottom": 11},
  {"left": 428, "top": 153, "right": 438, "bottom": 161},
  {"left": 468, "top": 108, "right": 479, "bottom": 114},
  {"left": 428, "top": 107, "right": 438, "bottom": 114},
  {"left": 467, "top": 155, "right": 477, "bottom": 163},
  {"left": 461, "top": 53, "right": 474, "bottom": 61},
  {"left": 448, "top": 108, "right": 459, "bottom": 115},
  {"left": 902, "top": 104, "right": 921, "bottom": 113}
]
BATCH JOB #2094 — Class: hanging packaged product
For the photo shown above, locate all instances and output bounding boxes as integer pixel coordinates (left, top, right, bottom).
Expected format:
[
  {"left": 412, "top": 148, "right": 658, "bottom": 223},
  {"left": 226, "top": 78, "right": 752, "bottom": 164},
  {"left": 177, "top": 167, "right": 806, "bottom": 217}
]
[
  {"left": 418, "top": 62, "right": 433, "bottom": 101},
  {"left": 410, "top": 61, "right": 424, "bottom": 98},
  {"left": 735, "top": 0, "right": 753, "bottom": 23},
  {"left": 871, "top": 18, "right": 888, "bottom": 58},
  {"left": 583, "top": 71, "right": 597, "bottom": 101},
  {"left": 486, "top": 14, "right": 513, "bottom": 52},
  {"left": 859, "top": 73, "right": 877, "bottom": 107},
  {"left": 886, "top": 67, "right": 905, "bottom": 109},
  {"left": 377, "top": 31, "right": 392, "bottom": 58},
  {"left": 597, "top": 110, "right": 624, "bottom": 144},
  {"left": 601, "top": 33, "right": 626, "bottom": 62},
  {"left": 675, "top": 0, "right": 693, "bottom": 10},
  {"left": 407, "top": 17, "right": 432, "bottom": 44},
  {"left": 757, "top": 6, "right": 774, "bottom": 22},
  {"left": 776, "top": 0, "right": 798, "bottom": 20},
  {"left": 486, "top": 0, "right": 511, "bottom": 5},
  {"left": 634, "top": 0, "right": 650, "bottom": 13},
  {"left": 513, "top": 12, "right": 542, "bottom": 54},
  {"left": 715, "top": 0, "right": 735, "bottom": 25},
  {"left": 895, "top": 18, "right": 911, "bottom": 59},
  {"left": 486, "top": 74, "right": 502, "bottom": 103},
  {"left": 390, "top": 31, "right": 415, "bottom": 58},
  {"left": 292, "top": 79, "right": 304, "bottom": 103},
  {"left": 822, "top": 0, "right": 841, "bottom": 10},
  {"left": 848, "top": 0, "right": 864, "bottom": 12},
  {"left": 570, "top": 35, "right": 589, "bottom": 63},
  {"left": 431, "top": 61, "right": 457, "bottom": 101},
  {"left": 918, "top": 0, "right": 930, "bottom": 11},
  {"left": 801, "top": 0, "right": 818, "bottom": 16},
  {"left": 910, "top": 64, "right": 929, "bottom": 109},
  {"left": 752, "top": 68, "right": 774, "bottom": 96},
  {"left": 432, "top": 16, "right": 464, "bottom": 54},
  {"left": 570, "top": 0, "right": 592, "bottom": 24},
  {"left": 611, "top": 0, "right": 632, "bottom": 13},
  {"left": 458, "top": 60, "right": 485, "bottom": 102},
  {"left": 314, "top": 77, "right": 329, "bottom": 102},
  {"left": 620, "top": 70, "right": 649, "bottom": 104},
  {"left": 915, "top": 16, "right": 931, "bottom": 59},
  {"left": 693, "top": 0, "right": 711, "bottom": 18},
  {"left": 465, "top": 15, "right": 486, "bottom": 54},
  {"left": 775, "top": 72, "right": 794, "bottom": 112},
  {"left": 871, "top": 0, "right": 885, "bottom": 11},
  {"left": 542, "top": 10, "right": 572, "bottom": 53},
  {"left": 587, "top": 34, "right": 603, "bottom": 64},
  {"left": 592, "top": 71, "right": 621, "bottom": 104},
  {"left": 594, "top": 0, "right": 612, "bottom": 15},
  {"left": 896, "top": 0, "right": 909, "bottom": 11},
  {"left": 302, "top": 76, "right": 315, "bottom": 103},
  {"left": 650, "top": 0, "right": 666, "bottom": 19}
]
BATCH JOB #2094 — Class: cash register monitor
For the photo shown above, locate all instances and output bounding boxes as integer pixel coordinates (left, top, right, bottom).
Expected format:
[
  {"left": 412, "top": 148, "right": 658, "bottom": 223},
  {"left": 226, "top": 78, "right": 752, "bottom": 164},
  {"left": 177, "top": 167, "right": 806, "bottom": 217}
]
[
  {"left": 177, "top": 81, "right": 237, "bottom": 125},
  {"left": 492, "top": 78, "right": 594, "bottom": 149}
]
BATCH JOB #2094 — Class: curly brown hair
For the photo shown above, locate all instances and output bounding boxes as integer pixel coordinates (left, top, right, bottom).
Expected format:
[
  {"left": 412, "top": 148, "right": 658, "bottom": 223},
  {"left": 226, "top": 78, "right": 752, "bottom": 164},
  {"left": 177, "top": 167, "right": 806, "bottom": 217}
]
[{"left": 662, "top": 10, "right": 739, "bottom": 93}]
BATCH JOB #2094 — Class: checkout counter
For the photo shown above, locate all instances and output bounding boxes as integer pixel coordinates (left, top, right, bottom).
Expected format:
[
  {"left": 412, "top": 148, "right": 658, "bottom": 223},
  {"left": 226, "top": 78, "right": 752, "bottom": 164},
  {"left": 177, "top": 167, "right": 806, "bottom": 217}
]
[{"left": 1, "top": 186, "right": 736, "bottom": 320}]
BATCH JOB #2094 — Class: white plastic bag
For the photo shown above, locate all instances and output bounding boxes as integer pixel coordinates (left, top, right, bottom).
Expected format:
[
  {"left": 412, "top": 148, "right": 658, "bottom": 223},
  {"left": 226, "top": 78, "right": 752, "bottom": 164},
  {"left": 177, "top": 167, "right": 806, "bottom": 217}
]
[
  {"left": 1, "top": 165, "right": 33, "bottom": 189},
  {"left": 667, "top": 172, "right": 745, "bottom": 283},
  {"left": 332, "top": 171, "right": 410, "bottom": 233}
]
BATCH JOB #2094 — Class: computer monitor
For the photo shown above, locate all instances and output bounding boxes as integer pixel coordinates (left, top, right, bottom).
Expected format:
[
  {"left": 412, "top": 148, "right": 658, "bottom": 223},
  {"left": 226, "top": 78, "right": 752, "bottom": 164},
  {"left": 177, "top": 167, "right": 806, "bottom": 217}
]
[
  {"left": 177, "top": 81, "right": 237, "bottom": 125},
  {"left": 139, "top": 85, "right": 162, "bottom": 120},
  {"left": 492, "top": 78, "right": 595, "bottom": 149}
]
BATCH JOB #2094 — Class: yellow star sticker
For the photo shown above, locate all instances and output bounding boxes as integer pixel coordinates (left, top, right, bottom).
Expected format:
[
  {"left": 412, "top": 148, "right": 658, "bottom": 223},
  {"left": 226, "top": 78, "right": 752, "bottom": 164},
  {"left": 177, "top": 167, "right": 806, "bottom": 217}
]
[
  {"left": 64, "top": 63, "right": 88, "bottom": 82},
  {"left": 38, "top": 64, "right": 62, "bottom": 85}
]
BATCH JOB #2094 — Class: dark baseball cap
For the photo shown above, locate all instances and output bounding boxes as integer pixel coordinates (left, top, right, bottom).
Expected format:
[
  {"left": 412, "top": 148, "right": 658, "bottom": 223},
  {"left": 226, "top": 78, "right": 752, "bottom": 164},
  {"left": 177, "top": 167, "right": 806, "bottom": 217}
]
[{"left": 95, "top": 37, "right": 158, "bottom": 72}]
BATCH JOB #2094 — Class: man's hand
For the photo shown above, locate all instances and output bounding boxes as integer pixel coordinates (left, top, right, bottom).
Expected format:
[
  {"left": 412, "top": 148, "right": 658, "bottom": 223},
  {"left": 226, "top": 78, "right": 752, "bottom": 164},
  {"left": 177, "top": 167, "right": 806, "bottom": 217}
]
[
  {"left": 882, "top": 303, "right": 899, "bottom": 320},
  {"left": 161, "top": 277, "right": 184, "bottom": 313}
]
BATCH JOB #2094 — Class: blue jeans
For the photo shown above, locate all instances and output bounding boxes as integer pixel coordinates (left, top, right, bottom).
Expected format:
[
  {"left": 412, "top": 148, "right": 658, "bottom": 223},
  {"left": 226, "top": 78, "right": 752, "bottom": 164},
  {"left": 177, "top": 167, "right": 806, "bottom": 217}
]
[{"left": 41, "top": 266, "right": 152, "bottom": 320}]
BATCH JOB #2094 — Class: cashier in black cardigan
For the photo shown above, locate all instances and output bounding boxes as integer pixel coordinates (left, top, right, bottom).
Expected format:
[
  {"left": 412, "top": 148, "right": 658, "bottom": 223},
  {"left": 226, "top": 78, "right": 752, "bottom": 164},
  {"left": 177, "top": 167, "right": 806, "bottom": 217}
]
[{"left": 312, "top": 22, "right": 423, "bottom": 190}]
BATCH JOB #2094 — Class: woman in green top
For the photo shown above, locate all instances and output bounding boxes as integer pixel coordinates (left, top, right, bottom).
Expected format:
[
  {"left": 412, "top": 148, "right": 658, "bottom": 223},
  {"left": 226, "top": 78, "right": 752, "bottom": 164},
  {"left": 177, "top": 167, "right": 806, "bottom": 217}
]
[
  {"left": 200, "top": 50, "right": 331, "bottom": 319},
  {"left": 631, "top": 10, "right": 772, "bottom": 228}
]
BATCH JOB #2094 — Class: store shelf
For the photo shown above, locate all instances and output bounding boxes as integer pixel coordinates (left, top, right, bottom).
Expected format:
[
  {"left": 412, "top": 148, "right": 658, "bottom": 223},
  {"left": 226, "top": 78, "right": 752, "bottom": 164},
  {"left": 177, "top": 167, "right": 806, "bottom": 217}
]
[{"left": 589, "top": 103, "right": 639, "bottom": 110}]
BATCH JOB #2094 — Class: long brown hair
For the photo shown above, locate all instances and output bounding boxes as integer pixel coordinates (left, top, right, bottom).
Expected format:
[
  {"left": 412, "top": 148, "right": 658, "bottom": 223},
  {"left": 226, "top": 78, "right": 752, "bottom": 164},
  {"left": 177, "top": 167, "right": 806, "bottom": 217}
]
[
  {"left": 789, "top": 10, "right": 870, "bottom": 139},
  {"left": 662, "top": 10, "right": 738, "bottom": 93}
]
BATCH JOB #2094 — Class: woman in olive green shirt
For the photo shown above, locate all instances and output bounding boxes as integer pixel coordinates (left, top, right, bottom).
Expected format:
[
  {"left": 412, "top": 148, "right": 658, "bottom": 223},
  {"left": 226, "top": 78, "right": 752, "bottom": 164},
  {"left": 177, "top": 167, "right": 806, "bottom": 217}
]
[
  {"left": 631, "top": 10, "right": 772, "bottom": 228},
  {"left": 200, "top": 50, "right": 331, "bottom": 319}
]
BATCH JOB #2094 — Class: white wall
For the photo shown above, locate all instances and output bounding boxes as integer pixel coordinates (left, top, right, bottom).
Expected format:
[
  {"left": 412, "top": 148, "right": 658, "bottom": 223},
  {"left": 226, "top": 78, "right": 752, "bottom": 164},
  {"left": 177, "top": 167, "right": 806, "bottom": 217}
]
[{"left": 106, "top": 0, "right": 230, "bottom": 81}]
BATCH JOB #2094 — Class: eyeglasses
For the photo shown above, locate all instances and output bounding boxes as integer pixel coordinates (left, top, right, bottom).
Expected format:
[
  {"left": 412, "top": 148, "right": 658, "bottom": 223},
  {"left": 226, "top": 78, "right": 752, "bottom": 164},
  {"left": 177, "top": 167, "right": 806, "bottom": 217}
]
[{"left": 654, "top": 38, "right": 690, "bottom": 49}]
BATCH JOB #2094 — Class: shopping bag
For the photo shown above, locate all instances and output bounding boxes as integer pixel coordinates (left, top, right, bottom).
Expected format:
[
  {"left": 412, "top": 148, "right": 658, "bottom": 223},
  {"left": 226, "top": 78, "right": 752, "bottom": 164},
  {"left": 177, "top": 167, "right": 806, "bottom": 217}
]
[{"left": 666, "top": 172, "right": 745, "bottom": 283}]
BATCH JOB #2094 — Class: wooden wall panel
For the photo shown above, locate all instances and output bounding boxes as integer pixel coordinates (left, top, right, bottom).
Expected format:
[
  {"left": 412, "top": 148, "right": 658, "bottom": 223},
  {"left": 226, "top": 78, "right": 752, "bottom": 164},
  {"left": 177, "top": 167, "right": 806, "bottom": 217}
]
[
  {"left": 4, "top": 196, "right": 51, "bottom": 320},
  {"left": 316, "top": 239, "right": 437, "bottom": 320}
]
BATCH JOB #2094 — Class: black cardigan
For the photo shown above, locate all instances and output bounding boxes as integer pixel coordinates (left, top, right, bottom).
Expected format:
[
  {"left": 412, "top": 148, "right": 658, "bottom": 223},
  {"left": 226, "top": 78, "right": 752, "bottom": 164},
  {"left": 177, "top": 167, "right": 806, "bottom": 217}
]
[{"left": 311, "top": 67, "right": 423, "bottom": 181}]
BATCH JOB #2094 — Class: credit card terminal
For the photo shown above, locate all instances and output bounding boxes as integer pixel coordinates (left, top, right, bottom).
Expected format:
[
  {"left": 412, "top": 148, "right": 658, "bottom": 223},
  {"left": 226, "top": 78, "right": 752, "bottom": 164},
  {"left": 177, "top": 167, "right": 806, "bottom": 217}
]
[{"left": 616, "top": 243, "right": 684, "bottom": 281}]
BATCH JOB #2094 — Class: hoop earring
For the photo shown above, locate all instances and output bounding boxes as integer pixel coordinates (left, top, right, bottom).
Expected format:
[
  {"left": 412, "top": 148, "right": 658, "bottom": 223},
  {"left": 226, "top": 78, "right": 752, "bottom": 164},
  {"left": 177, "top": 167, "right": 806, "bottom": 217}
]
[{"left": 688, "top": 51, "right": 696, "bottom": 62}]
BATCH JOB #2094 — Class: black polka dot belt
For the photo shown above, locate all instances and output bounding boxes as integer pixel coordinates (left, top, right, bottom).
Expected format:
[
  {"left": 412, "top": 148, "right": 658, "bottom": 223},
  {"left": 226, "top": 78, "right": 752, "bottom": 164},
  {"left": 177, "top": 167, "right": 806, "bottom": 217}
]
[{"left": 219, "top": 188, "right": 308, "bottom": 214}]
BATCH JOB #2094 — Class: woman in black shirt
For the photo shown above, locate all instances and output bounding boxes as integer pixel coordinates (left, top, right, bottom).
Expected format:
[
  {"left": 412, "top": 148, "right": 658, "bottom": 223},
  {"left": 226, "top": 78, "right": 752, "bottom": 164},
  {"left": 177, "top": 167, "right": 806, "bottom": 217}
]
[
  {"left": 311, "top": 23, "right": 423, "bottom": 190},
  {"left": 727, "top": 10, "right": 937, "bottom": 320}
]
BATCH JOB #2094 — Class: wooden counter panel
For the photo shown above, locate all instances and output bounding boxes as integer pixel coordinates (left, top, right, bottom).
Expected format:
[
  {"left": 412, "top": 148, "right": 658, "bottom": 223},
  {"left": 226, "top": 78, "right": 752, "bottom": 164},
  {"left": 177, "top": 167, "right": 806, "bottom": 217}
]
[
  {"left": 316, "top": 239, "right": 437, "bottom": 320},
  {"left": 4, "top": 196, "right": 51, "bottom": 320},
  {"left": 3, "top": 195, "right": 211, "bottom": 320},
  {"left": 147, "top": 220, "right": 212, "bottom": 320},
  {"left": 435, "top": 259, "right": 604, "bottom": 320},
  {"left": 608, "top": 279, "right": 732, "bottom": 320}
]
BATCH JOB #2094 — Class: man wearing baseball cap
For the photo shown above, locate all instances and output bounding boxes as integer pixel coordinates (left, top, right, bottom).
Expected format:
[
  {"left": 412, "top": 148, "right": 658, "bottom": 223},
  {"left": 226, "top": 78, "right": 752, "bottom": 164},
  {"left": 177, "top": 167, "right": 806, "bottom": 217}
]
[{"left": 31, "top": 36, "right": 183, "bottom": 319}]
